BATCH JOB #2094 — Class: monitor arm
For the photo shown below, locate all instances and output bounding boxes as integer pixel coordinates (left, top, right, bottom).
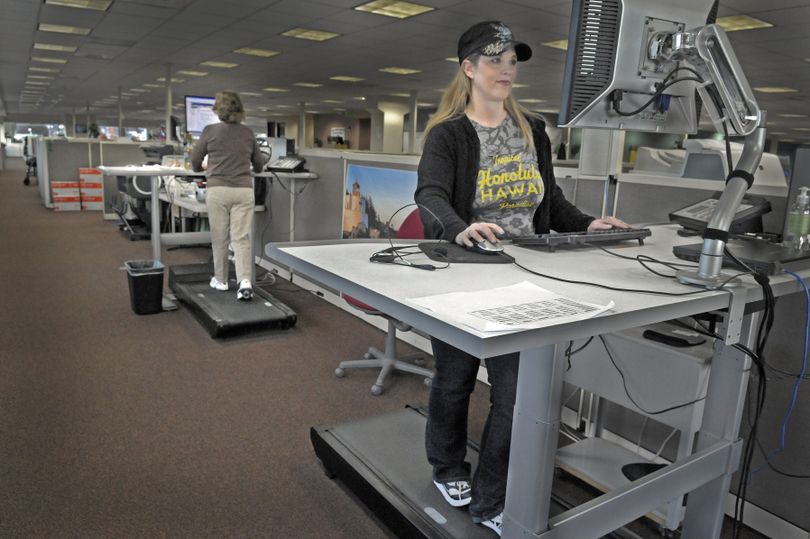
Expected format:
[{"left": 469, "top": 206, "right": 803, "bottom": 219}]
[{"left": 650, "top": 24, "right": 767, "bottom": 288}]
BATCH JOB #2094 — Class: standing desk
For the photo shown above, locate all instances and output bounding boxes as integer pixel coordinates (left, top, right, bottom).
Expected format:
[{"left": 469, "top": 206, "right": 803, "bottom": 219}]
[{"left": 266, "top": 225, "right": 808, "bottom": 539}]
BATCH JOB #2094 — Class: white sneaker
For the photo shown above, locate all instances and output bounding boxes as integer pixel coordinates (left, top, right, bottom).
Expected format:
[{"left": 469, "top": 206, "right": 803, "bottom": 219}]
[
  {"left": 480, "top": 512, "right": 503, "bottom": 536},
  {"left": 237, "top": 279, "right": 253, "bottom": 301},
  {"left": 210, "top": 277, "right": 228, "bottom": 291},
  {"left": 433, "top": 479, "right": 471, "bottom": 507}
]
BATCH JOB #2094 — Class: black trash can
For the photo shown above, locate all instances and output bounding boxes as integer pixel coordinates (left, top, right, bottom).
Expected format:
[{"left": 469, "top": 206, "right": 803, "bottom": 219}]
[{"left": 124, "top": 260, "right": 165, "bottom": 315}]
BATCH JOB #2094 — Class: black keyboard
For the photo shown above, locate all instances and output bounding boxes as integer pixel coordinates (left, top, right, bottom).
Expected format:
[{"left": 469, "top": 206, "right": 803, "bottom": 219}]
[{"left": 510, "top": 228, "right": 651, "bottom": 251}]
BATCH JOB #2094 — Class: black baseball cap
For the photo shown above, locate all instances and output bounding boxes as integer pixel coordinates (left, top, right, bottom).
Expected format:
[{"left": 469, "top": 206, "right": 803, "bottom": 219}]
[{"left": 457, "top": 21, "right": 532, "bottom": 64}]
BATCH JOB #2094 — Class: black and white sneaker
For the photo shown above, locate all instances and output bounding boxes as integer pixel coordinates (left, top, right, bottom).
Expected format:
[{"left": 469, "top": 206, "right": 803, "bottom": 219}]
[
  {"left": 480, "top": 512, "right": 503, "bottom": 536},
  {"left": 433, "top": 479, "right": 471, "bottom": 507},
  {"left": 237, "top": 279, "right": 253, "bottom": 301}
]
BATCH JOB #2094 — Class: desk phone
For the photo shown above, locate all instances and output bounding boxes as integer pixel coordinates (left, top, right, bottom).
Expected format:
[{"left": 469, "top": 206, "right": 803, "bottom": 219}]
[{"left": 267, "top": 157, "right": 306, "bottom": 172}]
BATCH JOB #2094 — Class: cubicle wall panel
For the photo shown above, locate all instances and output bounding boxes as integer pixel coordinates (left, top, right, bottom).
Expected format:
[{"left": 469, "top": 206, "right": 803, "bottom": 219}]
[
  {"left": 737, "top": 291, "right": 810, "bottom": 531},
  {"left": 253, "top": 154, "right": 345, "bottom": 257},
  {"left": 571, "top": 178, "right": 608, "bottom": 220}
]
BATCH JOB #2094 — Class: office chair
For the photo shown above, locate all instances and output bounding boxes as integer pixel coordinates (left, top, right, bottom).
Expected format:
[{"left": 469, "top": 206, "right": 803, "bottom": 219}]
[{"left": 335, "top": 209, "right": 433, "bottom": 395}]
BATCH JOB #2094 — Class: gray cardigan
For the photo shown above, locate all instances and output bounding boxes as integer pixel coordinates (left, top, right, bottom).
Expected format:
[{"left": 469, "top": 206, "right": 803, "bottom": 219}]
[{"left": 415, "top": 114, "right": 594, "bottom": 241}]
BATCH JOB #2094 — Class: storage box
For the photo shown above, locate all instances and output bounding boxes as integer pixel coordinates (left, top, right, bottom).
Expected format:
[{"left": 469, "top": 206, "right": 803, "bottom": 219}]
[{"left": 79, "top": 168, "right": 104, "bottom": 209}]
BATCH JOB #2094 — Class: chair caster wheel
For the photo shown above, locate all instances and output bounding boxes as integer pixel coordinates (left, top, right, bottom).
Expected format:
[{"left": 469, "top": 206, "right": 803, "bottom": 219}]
[
  {"left": 335, "top": 368, "right": 346, "bottom": 378},
  {"left": 423, "top": 378, "right": 432, "bottom": 387},
  {"left": 371, "top": 384, "right": 384, "bottom": 396}
]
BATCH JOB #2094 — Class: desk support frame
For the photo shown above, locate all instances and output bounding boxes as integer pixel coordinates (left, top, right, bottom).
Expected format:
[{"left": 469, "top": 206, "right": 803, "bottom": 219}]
[
  {"left": 502, "top": 311, "right": 759, "bottom": 539},
  {"left": 682, "top": 311, "right": 758, "bottom": 538}
]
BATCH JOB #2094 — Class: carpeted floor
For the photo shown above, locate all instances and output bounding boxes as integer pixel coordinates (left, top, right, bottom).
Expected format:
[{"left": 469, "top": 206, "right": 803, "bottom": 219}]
[{"left": 0, "top": 159, "right": 454, "bottom": 538}]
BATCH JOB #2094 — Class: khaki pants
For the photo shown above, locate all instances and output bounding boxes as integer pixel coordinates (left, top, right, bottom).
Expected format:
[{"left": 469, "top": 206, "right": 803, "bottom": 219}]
[{"left": 205, "top": 186, "right": 254, "bottom": 284}]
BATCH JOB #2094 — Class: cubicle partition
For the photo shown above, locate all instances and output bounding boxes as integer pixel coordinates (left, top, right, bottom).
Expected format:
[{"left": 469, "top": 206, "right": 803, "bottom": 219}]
[{"left": 35, "top": 138, "right": 147, "bottom": 217}]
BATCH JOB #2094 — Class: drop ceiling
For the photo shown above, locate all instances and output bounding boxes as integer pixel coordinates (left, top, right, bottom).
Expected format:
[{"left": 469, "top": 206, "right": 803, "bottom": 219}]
[{"left": 1, "top": 0, "right": 810, "bottom": 143}]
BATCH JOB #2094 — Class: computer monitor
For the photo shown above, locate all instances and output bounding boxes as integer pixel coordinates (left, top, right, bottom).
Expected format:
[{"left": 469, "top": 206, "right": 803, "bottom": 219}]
[
  {"left": 184, "top": 95, "right": 219, "bottom": 138},
  {"left": 559, "top": 0, "right": 716, "bottom": 134}
]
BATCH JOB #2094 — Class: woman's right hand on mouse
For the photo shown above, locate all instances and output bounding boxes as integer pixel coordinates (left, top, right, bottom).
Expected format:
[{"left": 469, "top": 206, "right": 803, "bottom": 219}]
[{"left": 455, "top": 222, "right": 504, "bottom": 247}]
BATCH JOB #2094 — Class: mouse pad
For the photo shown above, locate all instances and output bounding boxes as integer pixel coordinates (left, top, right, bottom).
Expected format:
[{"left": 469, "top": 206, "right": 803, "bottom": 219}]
[{"left": 418, "top": 242, "right": 514, "bottom": 264}]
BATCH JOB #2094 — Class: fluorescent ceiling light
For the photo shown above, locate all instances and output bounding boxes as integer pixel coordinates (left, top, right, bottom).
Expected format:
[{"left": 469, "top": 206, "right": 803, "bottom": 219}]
[
  {"left": 445, "top": 57, "right": 457, "bottom": 62},
  {"left": 417, "top": 102, "right": 434, "bottom": 107},
  {"left": 753, "top": 86, "right": 797, "bottom": 93},
  {"left": 518, "top": 98, "right": 545, "bottom": 103},
  {"left": 512, "top": 83, "right": 529, "bottom": 89},
  {"left": 45, "top": 0, "right": 111, "bottom": 10},
  {"left": 354, "top": 97, "right": 367, "bottom": 101},
  {"left": 778, "top": 114, "right": 807, "bottom": 118},
  {"left": 156, "top": 77, "right": 185, "bottom": 83},
  {"left": 263, "top": 87, "right": 289, "bottom": 92},
  {"left": 293, "top": 82, "right": 323, "bottom": 88},
  {"left": 389, "top": 92, "right": 410, "bottom": 97},
  {"left": 128, "top": 88, "right": 149, "bottom": 93},
  {"left": 379, "top": 67, "right": 421, "bottom": 75},
  {"left": 201, "top": 61, "right": 238, "bottom": 68},
  {"left": 25, "top": 81, "right": 50, "bottom": 86},
  {"left": 282, "top": 28, "right": 340, "bottom": 41},
  {"left": 27, "top": 75, "right": 55, "bottom": 79},
  {"left": 354, "top": 0, "right": 434, "bottom": 19},
  {"left": 176, "top": 70, "right": 208, "bottom": 77},
  {"left": 32, "top": 56, "right": 68, "bottom": 63},
  {"left": 793, "top": 127, "right": 810, "bottom": 132},
  {"left": 234, "top": 47, "right": 279, "bottom": 58},
  {"left": 541, "top": 40, "right": 568, "bottom": 50},
  {"left": 323, "top": 99, "right": 343, "bottom": 103},
  {"left": 38, "top": 23, "right": 91, "bottom": 35},
  {"left": 715, "top": 15, "right": 773, "bottom": 32},
  {"left": 330, "top": 75, "right": 364, "bottom": 82},
  {"left": 34, "top": 43, "right": 77, "bottom": 52},
  {"left": 29, "top": 66, "right": 59, "bottom": 72},
  {"left": 240, "top": 92, "right": 262, "bottom": 97},
  {"left": 143, "top": 83, "right": 163, "bottom": 88}
]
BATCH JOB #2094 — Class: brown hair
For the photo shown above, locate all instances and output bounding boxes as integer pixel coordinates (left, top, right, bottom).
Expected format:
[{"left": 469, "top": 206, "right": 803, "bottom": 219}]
[{"left": 213, "top": 91, "right": 244, "bottom": 123}]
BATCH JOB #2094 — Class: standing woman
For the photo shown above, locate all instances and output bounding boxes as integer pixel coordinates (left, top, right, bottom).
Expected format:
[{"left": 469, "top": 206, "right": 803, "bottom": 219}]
[
  {"left": 191, "top": 91, "right": 266, "bottom": 301},
  {"left": 415, "top": 21, "right": 627, "bottom": 535}
]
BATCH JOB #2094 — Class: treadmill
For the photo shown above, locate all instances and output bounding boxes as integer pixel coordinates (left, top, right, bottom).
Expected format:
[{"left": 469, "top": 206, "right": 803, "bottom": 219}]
[
  {"left": 312, "top": 405, "right": 636, "bottom": 539},
  {"left": 134, "top": 169, "right": 297, "bottom": 337},
  {"left": 169, "top": 263, "right": 296, "bottom": 338}
]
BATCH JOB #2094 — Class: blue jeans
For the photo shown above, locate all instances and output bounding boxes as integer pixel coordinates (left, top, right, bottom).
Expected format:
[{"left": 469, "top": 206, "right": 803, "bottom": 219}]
[{"left": 425, "top": 337, "right": 519, "bottom": 522}]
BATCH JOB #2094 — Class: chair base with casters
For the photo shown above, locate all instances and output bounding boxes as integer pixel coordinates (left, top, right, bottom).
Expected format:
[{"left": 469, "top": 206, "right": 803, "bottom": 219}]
[{"left": 336, "top": 310, "right": 433, "bottom": 396}]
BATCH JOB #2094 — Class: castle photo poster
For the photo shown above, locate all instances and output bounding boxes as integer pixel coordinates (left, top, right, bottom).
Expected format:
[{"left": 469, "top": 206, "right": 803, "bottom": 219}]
[{"left": 342, "top": 164, "right": 418, "bottom": 239}]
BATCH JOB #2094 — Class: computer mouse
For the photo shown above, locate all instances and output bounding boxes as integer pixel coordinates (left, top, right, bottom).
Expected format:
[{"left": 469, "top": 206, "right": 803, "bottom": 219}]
[{"left": 468, "top": 239, "right": 504, "bottom": 255}]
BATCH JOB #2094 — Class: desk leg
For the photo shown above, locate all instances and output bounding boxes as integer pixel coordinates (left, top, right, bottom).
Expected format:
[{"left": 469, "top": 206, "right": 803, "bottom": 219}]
[
  {"left": 150, "top": 176, "right": 161, "bottom": 262},
  {"left": 681, "top": 312, "right": 759, "bottom": 538},
  {"left": 288, "top": 178, "right": 296, "bottom": 242},
  {"left": 502, "top": 344, "right": 563, "bottom": 538}
]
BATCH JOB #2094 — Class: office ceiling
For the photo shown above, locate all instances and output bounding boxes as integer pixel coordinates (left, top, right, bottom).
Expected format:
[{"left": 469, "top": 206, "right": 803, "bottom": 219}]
[{"left": 1, "top": 0, "right": 810, "bottom": 143}]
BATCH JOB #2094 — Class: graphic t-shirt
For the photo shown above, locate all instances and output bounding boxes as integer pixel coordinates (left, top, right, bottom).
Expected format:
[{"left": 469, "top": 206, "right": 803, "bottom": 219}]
[{"left": 470, "top": 115, "right": 544, "bottom": 236}]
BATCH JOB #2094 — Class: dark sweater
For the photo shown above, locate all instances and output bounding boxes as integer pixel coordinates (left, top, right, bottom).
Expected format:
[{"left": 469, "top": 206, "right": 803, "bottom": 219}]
[
  {"left": 415, "top": 114, "right": 594, "bottom": 241},
  {"left": 190, "top": 121, "right": 265, "bottom": 189}
]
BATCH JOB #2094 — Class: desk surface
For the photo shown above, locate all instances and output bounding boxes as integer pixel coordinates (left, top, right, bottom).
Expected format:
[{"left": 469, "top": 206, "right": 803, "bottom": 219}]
[
  {"left": 267, "top": 226, "right": 802, "bottom": 359},
  {"left": 98, "top": 165, "right": 318, "bottom": 181}
]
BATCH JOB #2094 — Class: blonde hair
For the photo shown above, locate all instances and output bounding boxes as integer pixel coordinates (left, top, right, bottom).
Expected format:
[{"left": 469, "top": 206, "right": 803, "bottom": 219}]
[
  {"left": 213, "top": 91, "right": 244, "bottom": 123},
  {"left": 423, "top": 56, "right": 538, "bottom": 152}
]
